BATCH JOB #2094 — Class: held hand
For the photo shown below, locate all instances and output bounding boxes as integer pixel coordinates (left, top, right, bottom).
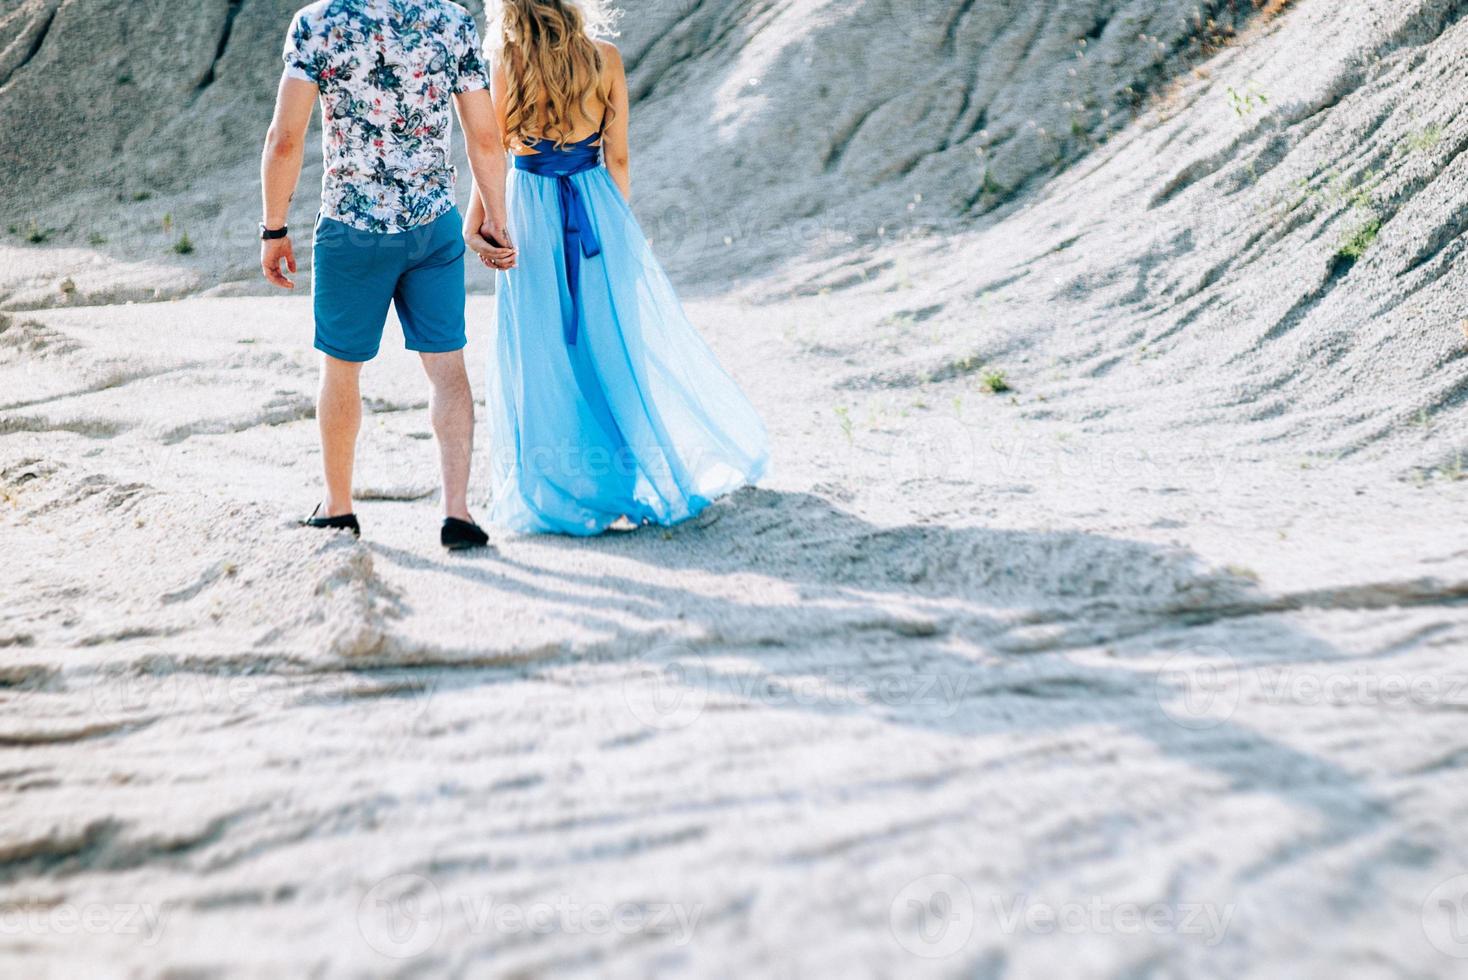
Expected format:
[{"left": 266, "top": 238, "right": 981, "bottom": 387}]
[
  {"left": 465, "top": 221, "right": 517, "bottom": 271},
  {"left": 463, "top": 228, "right": 504, "bottom": 270},
  {"left": 261, "top": 237, "right": 297, "bottom": 289},
  {"left": 481, "top": 220, "right": 517, "bottom": 270}
]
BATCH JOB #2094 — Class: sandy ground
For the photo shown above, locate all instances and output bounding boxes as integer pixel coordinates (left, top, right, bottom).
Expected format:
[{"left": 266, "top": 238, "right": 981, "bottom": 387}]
[
  {"left": 5, "top": 0, "right": 1468, "bottom": 976},
  {"left": 2, "top": 280, "right": 1468, "bottom": 978}
]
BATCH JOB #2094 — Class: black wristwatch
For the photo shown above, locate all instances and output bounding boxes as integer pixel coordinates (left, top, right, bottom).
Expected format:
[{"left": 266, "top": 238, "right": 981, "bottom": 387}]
[{"left": 259, "top": 223, "right": 289, "bottom": 240}]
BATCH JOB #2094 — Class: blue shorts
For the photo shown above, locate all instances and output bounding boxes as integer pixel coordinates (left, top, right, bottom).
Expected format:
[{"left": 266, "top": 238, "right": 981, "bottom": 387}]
[{"left": 312, "top": 208, "right": 467, "bottom": 362}]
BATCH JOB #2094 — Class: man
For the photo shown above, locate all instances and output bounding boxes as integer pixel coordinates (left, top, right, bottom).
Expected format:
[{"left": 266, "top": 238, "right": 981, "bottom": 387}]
[{"left": 259, "top": 0, "right": 516, "bottom": 551}]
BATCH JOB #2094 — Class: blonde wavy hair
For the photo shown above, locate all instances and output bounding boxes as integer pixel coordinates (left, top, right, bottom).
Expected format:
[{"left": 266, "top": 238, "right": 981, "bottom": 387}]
[{"left": 485, "top": 0, "right": 621, "bottom": 150}]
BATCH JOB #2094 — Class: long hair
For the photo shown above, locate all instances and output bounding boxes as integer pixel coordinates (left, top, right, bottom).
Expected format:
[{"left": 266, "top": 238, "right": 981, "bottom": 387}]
[{"left": 485, "top": 0, "right": 621, "bottom": 150}]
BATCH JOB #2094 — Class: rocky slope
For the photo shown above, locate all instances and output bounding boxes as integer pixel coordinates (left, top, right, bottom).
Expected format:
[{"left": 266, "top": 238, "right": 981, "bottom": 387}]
[
  {"left": 1, "top": 0, "right": 1277, "bottom": 286},
  {"left": 3, "top": 1, "right": 1468, "bottom": 978}
]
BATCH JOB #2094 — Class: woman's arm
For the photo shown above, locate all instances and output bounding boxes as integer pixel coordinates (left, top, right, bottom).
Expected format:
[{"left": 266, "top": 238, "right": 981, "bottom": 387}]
[{"left": 598, "top": 42, "right": 632, "bottom": 203}]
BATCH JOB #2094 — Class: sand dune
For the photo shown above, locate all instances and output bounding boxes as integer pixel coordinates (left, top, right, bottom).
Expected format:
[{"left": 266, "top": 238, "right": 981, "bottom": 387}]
[{"left": 3, "top": 0, "right": 1468, "bottom": 976}]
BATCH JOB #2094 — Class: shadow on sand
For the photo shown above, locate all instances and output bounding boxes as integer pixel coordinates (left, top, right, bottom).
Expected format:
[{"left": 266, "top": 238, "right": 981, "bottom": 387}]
[{"left": 365, "top": 486, "right": 1392, "bottom": 880}]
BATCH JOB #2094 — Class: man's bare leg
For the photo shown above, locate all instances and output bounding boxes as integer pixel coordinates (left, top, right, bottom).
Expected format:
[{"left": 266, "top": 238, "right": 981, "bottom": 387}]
[
  {"left": 318, "top": 354, "right": 363, "bottom": 517},
  {"left": 420, "top": 350, "right": 475, "bottom": 523}
]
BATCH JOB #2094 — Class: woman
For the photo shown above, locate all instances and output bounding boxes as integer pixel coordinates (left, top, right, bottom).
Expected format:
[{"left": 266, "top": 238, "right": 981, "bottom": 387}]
[{"left": 463, "top": 0, "right": 769, "bottom": 536}]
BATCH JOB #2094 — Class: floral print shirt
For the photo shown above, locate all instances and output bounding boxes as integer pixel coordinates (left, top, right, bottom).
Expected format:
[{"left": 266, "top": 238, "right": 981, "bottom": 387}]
[{"left": 283, "top": 0, "right": 490, "bottom": 233}]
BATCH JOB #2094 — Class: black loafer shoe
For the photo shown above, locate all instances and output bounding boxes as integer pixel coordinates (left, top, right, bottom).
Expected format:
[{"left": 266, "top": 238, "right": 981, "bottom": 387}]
[
  {"left": 301, "top": 504, "right": 361, "bottom": 537},
  {"left": 442, "top": 517, "right": 491, "bottom": 552}
]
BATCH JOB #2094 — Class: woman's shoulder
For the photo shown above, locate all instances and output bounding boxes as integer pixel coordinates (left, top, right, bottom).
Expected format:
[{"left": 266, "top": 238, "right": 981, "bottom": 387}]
[
  {"left": 593, "top": 39, "right": 624, "bottom": 81},
  {"left": 593, "top": 39, "right": 623, "bottom": 64}
]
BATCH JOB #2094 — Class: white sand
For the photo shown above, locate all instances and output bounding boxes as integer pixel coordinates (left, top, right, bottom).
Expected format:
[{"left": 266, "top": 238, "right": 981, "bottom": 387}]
[{"left": 4, "top": 0, "right": 1468, "bottom": 976}]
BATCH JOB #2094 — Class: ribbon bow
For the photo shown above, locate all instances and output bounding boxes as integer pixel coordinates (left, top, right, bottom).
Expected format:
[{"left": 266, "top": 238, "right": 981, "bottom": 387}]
[{"left": 514, "top": 136, "right": 605, "bottom": 346}]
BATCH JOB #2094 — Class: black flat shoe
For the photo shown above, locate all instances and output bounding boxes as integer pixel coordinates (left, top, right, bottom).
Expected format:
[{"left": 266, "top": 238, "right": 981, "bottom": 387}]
[
  {"left": 441, "top": 517, "right": 490, "bottom": 552},
  {"left": 300, "top": 504, "right": 361, "bottom": 537}
]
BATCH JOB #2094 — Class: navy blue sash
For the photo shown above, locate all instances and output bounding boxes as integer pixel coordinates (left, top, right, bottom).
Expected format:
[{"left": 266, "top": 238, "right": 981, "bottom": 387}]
[{"left": 514, "top": 134, "right": 604, "bottom": 346}]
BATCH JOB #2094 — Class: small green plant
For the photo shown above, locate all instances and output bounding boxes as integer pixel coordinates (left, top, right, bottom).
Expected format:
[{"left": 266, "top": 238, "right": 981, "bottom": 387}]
[
  {"left": 1300, "top": 167, "right": 1385, "bottom": 266},
  {"left": 88, "top": 232, "right": 106, "bottom": 246},
  {"left": 172, "top": 232, "right": 195, "bottom": 256},
  {"left": 1226, "top": 82, "right": 1269, "bottom": 119},
  {"left": 1398, "top": 123, "right": 1444, "bottom": 156},
  {"left": 162, "top": 213, "right": 173, "bottom": 232},
  {"left": 132, "top": 191, "right": 152, "bottom": 202},
  {"left": 1337, "top": 171, "right": 1379, "bottom": 211},
  {"left": 24, "top": 219, "right": 50, "bottom": 244},
  {"left": 981, "top": 370, "right": 1012, "bottom": 394},
  {"left": 834, "top": 405, "right": 853, "bottom": 443},
  {"left": 1336, "top": 216, "right": 1381, "bottom": 261}
]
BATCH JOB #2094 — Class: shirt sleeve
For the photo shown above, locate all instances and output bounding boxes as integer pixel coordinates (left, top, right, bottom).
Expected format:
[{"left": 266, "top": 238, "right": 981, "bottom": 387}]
[
  {"left": 451, "top": 13, "right": 490, "bottom": 94},
  {"left": 282, "top": 10, "right": 324, "bottom": 85}
]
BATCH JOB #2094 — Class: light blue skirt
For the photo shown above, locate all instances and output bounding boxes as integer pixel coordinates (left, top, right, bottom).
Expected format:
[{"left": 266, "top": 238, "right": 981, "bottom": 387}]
[{"left": 487, "top": 147, "right": 769, "bottom": 536}]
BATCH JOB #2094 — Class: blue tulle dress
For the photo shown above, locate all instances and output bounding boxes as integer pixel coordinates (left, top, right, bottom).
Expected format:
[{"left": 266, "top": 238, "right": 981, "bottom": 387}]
[{"left": 486, "top": 133, "right": 770, "bottom": 535}]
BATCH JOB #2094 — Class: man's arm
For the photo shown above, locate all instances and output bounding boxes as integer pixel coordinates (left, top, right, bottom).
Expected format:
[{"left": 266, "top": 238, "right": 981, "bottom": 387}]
[
  {"left": 454, "top": 88, "right": 514, "bottom": 266},
  {"left": 260, "top": 73, "right": 317, "bottom": 289}
]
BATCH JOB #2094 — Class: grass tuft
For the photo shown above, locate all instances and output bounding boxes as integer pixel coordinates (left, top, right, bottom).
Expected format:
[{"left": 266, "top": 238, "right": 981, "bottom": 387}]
[
  {"left": 1337, "top": 217, "right": 1381, "bottom": 262},
  {"left": 1398, "top": 124, "right": 1444, "bottom": 156},
  {"left": 1226, "top": 82, "right": 1269, "bottom": 119},
  {"left": 834, "top": 406, "right": 853, "bottom": 443},
  {"left": 981, "top": 370, "right": 1012, "bottom": 394}
]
